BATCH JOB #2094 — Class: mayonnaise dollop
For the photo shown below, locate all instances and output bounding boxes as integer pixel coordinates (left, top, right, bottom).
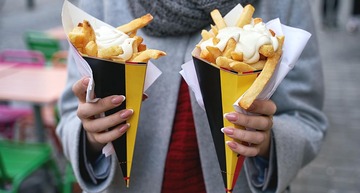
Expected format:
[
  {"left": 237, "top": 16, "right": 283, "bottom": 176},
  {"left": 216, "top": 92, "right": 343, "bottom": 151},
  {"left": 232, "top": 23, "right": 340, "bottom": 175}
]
[
  {"left": 95, "top": 26, "right": 135, "bottom": 60},
  {"left": 200, "top": 22, "right": 278, "bottom": 64}
]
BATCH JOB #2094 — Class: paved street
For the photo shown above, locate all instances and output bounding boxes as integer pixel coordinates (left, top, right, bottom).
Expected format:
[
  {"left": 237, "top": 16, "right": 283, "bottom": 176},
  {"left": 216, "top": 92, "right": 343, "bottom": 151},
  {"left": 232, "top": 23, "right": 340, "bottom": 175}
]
[{"left": 1, "top": 0, "right": 359, "bottom": 192}]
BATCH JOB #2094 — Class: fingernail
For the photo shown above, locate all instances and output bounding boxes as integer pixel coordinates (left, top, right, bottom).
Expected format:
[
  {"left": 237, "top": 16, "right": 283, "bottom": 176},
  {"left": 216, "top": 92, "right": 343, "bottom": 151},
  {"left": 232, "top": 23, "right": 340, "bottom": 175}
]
[
  {"left": 119, "top": 123, "right": 130, "bottom": 133},
  {"left": 226, "top": 141, "right": 237, "bottom": 149},
  {"left": 120, "top": 109, "right": 133, "bottom": 119},
  {"left": 224, "top": 113, "right": 237, "bottom": 121},
  {"left": 221, "top": 127, "right": 234, "bottom": 135},
  {"left": 112, "top": 95, "right": 125, "bottom": 104}
]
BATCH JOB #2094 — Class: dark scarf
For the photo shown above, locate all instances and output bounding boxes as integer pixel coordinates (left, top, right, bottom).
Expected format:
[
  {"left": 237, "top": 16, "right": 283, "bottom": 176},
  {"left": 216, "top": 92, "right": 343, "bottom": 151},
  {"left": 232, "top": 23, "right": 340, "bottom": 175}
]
[{"left": 128, "top": 0, "right": 255, "bottom": 36}]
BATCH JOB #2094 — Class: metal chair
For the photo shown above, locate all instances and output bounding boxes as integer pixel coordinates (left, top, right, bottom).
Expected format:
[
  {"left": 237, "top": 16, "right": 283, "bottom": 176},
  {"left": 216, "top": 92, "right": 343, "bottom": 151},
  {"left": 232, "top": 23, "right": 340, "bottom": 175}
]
[
  {"left": 0, "top": 140, "right": 62, "bottom": 193},
  {"left": 0, "top": 49, "right": 45, "bottom": 67},
  {"left": 0, "top": 49, "right": 46, "bottom": 139},
  {"left": 24, "top": 31, "right": 62, "bottom": 66}
]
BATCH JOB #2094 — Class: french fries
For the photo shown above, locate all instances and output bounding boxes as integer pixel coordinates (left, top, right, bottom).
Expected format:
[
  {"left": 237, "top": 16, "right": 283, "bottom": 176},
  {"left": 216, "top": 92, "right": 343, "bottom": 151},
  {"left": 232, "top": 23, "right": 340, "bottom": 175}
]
[
  {"left": 68, "top": 14, "right": 166, "bottom": 63},
  {"left": 239, "top": 36, "right": 284, "bottom": 109},
  {"left": 196, "top": 4, "right": 285, "bottom": 109}
]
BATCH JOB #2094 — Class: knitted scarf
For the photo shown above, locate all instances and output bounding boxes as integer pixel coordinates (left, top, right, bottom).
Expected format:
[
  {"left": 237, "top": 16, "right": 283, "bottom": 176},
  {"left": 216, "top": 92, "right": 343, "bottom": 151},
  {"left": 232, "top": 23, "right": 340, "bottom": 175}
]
[{"left": 128, "top": 0, "right": 255, "bottom": 36}]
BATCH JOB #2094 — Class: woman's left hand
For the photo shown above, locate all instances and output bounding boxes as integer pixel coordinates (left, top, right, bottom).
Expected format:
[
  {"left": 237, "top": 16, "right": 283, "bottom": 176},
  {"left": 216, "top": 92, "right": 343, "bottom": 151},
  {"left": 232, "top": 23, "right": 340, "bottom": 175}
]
[{"left": 222, "top": 99, "right": 276, "bottom": 158}]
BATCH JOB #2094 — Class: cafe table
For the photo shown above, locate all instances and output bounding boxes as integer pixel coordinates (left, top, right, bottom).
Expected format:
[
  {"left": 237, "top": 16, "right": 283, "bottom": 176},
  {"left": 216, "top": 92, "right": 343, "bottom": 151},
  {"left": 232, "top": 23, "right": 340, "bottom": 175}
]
[{"left": 0, "top": 64, "right": 67, "bottom": 142}]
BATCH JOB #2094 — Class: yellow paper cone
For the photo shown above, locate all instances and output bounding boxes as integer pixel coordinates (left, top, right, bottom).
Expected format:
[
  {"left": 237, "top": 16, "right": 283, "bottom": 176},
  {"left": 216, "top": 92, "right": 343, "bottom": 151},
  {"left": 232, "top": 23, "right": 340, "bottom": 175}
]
[
  {"left": 220, "top": 70, "right": 257, "bottom": 191},
  {"left": 124, "top": 62, "right": 147, "bottom": 187}
]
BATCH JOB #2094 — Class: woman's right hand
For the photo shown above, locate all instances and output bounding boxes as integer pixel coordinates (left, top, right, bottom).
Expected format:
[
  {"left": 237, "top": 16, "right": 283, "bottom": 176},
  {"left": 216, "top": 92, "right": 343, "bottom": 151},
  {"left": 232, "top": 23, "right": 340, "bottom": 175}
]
[{"left": 72, "top": 77, "right": 133, "bottom": 152}]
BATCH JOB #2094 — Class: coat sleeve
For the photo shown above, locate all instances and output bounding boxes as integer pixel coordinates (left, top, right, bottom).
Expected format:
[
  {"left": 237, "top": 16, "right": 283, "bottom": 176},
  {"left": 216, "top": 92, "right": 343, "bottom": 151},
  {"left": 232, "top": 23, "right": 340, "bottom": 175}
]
[
  {"left": 56, "top": 1, "right": 120, "bottom": 192},
  {"left": 245, "top": 0, "right": 328, "bottom": 192},
  {"left": 56, "top": 52, "right": 119, "bottom": 193}
]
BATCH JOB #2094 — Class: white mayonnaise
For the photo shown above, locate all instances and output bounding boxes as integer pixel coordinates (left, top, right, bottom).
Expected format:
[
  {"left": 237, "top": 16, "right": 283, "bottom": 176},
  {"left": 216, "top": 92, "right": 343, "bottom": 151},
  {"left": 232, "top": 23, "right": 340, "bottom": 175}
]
[
  {"left": 199, "top": 22, "right": 278, "bottom": 64},
  {"left": 95, "top": 26, "right": 135, "bottom": 60}
]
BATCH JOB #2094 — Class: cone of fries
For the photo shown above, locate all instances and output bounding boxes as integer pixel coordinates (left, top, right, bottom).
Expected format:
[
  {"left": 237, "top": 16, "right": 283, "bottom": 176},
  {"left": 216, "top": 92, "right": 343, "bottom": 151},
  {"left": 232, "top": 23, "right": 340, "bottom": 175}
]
[
  {"left": 192, "top": 4, "right": 285, "bottom": 192},
  {"left": 62, "top": 0, "right": 165, "bottom": 187}
]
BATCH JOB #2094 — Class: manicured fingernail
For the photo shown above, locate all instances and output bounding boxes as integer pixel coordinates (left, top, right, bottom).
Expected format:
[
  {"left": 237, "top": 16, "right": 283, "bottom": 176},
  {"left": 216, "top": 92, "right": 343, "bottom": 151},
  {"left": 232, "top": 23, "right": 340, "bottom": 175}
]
[
  {"left": 221, "top": 127, "right": 234, "bottom": 135},
  {"left": 112, "top": 95, "right": 125, "bottom": 104},
  {"left": 119, "top": 123, "right": 130, "bottom": 133},
  {"left": 120, "top": 109, "right": 133, "bottom": 119},
  {"left": 226, "top": 141, "right": 237, "bottom": 149},
  {"left": 224, "top": 113, "right": 237, "bottom": 121}
]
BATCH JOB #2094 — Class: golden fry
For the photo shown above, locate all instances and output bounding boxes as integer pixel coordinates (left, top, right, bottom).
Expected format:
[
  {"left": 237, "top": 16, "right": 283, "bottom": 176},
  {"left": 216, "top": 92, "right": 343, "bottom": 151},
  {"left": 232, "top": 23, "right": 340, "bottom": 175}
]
[
  {"left": 239, "top": 36, "right": 285, "bottom": 110},
  {"left": 200, "top": 49, "right": 215, "bottom": 64},
  {"left": 231, "top": 51, "right": 243, "bottom": 61},
  {"left": 82, "top": 20, "right": 96, "bottom": 42},
  {"left": 117, "top": 13, "right": 153, "bottom": 34},
  {"left": 85, "top": 41, "right": 98, "bottom": 57},
  {"left": 222, "top": 38, "right": 237, "bottom": 58},
  {"left": 206, "top": 46, "right": 222, "bottom": 60},
  {"left": 258, "top": 44, "right": 275, "bottom": 58},
  {"left": 98, "top": 46, "right": 123, "bottom": 59},
  {"left": 128, "top": 30, "right": 137, "bottom": 38},
  {"left": 131, "top": 49, "right": 166, "bottom": 62},
  {"left": 236, "top": 4, "right": 255, "bottom": 27},
  {"left": 211, "top": 25, "right": 219, "bottom": 36},
  {"left": 68, "top": 27, "right": 85, "bottom": 47},
  {"left": 210, "top": 9, "right": 227, "bottom": 29},
  {"left": 69, "top": 14, "right": 166, "bottom": 63},
  {"left": 229, "top": 61, "right": 256, "bottom": 72},
  {"left": 253, "top": 17, "right": 263, "bottom": 24},
  {"left": 212, "top": 37, "right": 220, "bottom": 45},
  {"left": 138, "top": 44, "right": 147, "bottom": 52},
  {"left": 201, "top": 30, "right": 214, "bottom": 41},
  {"left": 132, "top": 36, "right": 143, "bottom": 53},
  {"left": 250, "top": 59, "right": 266, "bottom": 70},
  {"left": 215, "top": 56, "right": 233, "bottom": 69},
  {"left": 68, "top": 20, "right": 96, "bottom": 53}
]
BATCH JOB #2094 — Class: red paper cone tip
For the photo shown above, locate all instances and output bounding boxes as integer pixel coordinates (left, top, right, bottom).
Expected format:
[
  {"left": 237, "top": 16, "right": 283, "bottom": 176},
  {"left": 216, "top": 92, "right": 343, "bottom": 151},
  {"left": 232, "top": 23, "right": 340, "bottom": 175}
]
[{"left": 225, "top": 188, "right": 233, "bottom": 192}]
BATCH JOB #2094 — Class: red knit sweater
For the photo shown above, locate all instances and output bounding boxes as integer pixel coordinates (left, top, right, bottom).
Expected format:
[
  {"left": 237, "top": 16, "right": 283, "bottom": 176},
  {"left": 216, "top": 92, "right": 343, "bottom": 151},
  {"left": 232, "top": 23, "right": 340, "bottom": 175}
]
[{"left": 161, "top": 79, "right": 206, "bottom": 193}]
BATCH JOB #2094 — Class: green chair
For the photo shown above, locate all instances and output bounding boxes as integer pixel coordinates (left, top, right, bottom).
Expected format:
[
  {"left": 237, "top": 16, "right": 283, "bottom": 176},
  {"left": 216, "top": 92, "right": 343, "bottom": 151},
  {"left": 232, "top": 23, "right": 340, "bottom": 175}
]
[
  {"left": 62, "top": 163, "right": 79, "bottom": 193},
  {"left": 24, "top": 31, "right": 62, "bottom": 66},
  {"left": 0, "top": 140, "right": 62, "bottom": 193}
]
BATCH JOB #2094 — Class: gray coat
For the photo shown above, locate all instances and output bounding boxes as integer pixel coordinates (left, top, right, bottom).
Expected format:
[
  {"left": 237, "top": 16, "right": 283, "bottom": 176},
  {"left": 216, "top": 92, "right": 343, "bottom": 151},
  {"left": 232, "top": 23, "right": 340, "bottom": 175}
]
[{"left": 57, "top": 0, "right": 328, "bottom": 192}]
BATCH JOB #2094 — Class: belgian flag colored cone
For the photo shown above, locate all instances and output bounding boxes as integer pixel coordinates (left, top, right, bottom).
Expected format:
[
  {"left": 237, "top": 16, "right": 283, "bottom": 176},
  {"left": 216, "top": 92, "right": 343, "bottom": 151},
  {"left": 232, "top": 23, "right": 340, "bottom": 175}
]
[
  {"left": 85, "top": 56, "right": 147, "bottom": 187},
  {"left": 192, "top": 55, "right": 259, "bottom": 192}
]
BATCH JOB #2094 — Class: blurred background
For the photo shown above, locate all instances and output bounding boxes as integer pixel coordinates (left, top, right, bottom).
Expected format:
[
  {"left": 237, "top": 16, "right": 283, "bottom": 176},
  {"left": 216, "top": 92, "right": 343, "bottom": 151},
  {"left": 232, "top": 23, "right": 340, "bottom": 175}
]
[{"left": 0, "top": 0, "right": 359, "bottom": 192}]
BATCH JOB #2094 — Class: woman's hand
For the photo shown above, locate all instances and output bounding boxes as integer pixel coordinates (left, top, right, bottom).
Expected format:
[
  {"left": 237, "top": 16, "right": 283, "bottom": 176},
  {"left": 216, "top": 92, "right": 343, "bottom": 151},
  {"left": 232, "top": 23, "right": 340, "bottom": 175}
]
[
  {"left": 222, "top": 100, "right": 276, "bottom": 158},
  {"left": 72, "top": 77, "right": 134, "bottom": 152}
]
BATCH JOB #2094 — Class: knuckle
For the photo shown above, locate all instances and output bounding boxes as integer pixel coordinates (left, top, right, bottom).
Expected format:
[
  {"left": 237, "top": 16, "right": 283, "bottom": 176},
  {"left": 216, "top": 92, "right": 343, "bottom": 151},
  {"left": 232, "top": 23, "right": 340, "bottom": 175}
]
[
  {"left": 76, "top": 107, "right": 85, "bottom": 119},
  {"left": 97, "top": 98, "right": 108, "bottom": 107},
  {"left": 268, "top": 117, "right": 273, "bottom": 128},
  {"left": 264, "top": 116, "right": 273, "bottom": 129},
  {"left": 94, "top": 134, "right": 106, "bottom": 144},
  {"left": 82, "top": 121, "right": 93, "bottom": 132},
  {"left": 252, "top": 148, "right": 260, "bottom": 157},
  {"left": 240, "top": 115, "right": 251, "bottom": 126},
  {"left": 256, "top": 132, "right": 265, "bottom": 144},
  {"left": 236, "top": 130, "right": 246, "bottom": 140},
  {"left": 272, "top": 104, "right": 277, "bottom": 114}
]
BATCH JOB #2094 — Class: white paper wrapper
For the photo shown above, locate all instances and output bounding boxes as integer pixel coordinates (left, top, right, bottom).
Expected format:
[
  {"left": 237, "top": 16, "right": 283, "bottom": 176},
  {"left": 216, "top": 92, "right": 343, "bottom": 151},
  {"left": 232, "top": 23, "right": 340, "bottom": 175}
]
[
  {"left": 62, "top": 0, "right": 162, "bottom": 156},
  {"left": 180, "top": 4, "right": 311, "bottom": 113}
]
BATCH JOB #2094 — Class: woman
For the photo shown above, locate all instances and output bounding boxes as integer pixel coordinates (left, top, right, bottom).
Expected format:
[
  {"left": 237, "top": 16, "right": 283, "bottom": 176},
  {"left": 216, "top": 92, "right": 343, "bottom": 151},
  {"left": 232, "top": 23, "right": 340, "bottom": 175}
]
[{"left": 57, "top": 0, "right": 328, "bottom": 192}]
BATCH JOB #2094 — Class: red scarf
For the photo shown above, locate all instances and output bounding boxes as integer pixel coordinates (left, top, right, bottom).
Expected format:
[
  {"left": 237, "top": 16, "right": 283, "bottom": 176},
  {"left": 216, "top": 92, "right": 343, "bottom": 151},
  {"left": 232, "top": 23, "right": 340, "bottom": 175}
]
[{"left": 161, "top": 79, "right": 206, "bottom": 193}]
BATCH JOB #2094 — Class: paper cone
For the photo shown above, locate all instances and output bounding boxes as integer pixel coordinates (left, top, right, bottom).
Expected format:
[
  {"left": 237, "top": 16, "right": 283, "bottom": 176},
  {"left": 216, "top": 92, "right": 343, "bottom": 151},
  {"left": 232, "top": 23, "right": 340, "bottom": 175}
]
[
  {"left": 192, "top": 56, "right": 259, "bottom": 192},
  {"left": 84, "top": 56, "right": 146, "bottom": 187}
]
